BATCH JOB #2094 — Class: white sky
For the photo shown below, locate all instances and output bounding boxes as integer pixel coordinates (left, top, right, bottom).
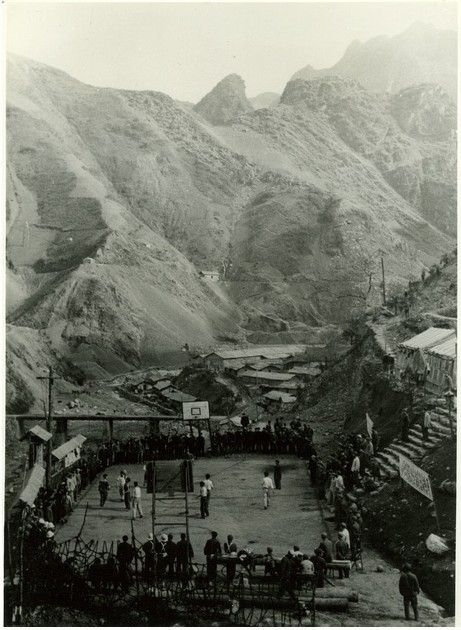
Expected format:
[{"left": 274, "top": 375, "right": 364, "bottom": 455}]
[{"left": 6, "top": 2, "right": 458, "bottom": 102}]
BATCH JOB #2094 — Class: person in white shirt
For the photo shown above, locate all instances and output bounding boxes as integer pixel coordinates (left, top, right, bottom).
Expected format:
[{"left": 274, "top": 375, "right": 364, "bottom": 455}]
[
  {"left": 300, "top": 554, "right": 314, "bottom": 575},
  {"left": 131, "top": 481, "right": 143, "bottom": 519},
  {"left": 117, "top": 471, "right": 126, "bottom": 502},
  {"left": 204, "top": 473, "right": 214, "bottom": 515},
  {"left": 339, "top": 522, "right": 350, "bottom": 548},
  {"left": 262, "top": 471, "right": 275, "bottom": 509},
  {"left": 199, "top": 481, "right": 208, "bottom": 518},
  {"left": 334, "top": 472, "right": 345, "bottom": 494},
  {"left": 351, "top": 453, "right": 361, "bottom": 486}
]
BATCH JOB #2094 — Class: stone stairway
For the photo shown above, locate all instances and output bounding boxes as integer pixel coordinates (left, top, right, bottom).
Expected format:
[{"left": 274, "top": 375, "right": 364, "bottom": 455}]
[{"left": 375, "top": 400, "right": 456, "bottom": 478}]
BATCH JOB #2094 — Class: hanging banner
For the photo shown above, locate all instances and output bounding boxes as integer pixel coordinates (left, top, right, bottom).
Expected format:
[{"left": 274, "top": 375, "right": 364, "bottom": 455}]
[
  {"left": 366, "top": 413, "right": 373, "bottom": 438},
  {"left": 399, "top": 454, "right": 433, "bottom": 500}
]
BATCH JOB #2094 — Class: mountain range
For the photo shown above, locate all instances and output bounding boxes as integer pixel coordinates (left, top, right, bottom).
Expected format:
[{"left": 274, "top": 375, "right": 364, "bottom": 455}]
[{"left": 6, "top": 22, "right": 457, "bottom": 411}]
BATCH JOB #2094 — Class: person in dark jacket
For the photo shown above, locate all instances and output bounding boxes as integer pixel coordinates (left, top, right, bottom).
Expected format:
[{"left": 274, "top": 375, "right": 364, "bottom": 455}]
[
  {"left": 399, "top": 563, "right": 420, "bottom": 621},
  {"left": 117, "top": 535, "right": 134, "bottom": 591},
  {"left": 334, "top": 532, "right": 350, "bottom": 578},
  {"left": 277, "top": 551, "right": 297, "bottom": 599},
  {"left": 98, "top": 474, "right": 110, "bottom": 507},
  {"left": 274, "top": 460, "right": 282, "bottom": 490},
  {"left": 176, "top": 533, "right": 194, "bottom": 576},
  {"left": 401, "top": 409, "right": 410, "bottom": 442},
  {"left": 204, "top": 531, "right": 221, "bottom": 581},
  {"left": 311, "top": 548, "right": 327, "bottom": 588},
  {"left": 318, "top": 532, "right": 333, "bottom": 563},
  {"left": 123, "top": 478, "right": 131, "bottom": 510},
  {"left": 166, "top": 533, "right": 177, "bottom": 576}
]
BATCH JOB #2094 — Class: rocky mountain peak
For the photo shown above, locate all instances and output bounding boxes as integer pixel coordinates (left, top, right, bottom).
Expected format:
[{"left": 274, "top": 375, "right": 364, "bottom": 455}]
[
  {"left": 390, "top": 83, "right": 456, "bottom": 140},
  {"left": 193, "top": 73, "right": 253, "bottom": 125}
]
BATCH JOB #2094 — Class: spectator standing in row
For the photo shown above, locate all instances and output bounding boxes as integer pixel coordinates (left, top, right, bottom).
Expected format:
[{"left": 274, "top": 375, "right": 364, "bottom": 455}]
[
  {"left": 166, "top": 534, "right": 177, "bottom": 576},
  {"left": 318, "top": 532, "right": 333, "bottom": 563},
  {"left": 274, "top": 460, "right": 282, "bottom": 490},
  {"left": 177, "top": 533, "right": 194, "bottom": 576},
  {"left": 204, "top": 531, "right": 221, "bottom": 581},
  {"left": 334, "top": 532, "right": 350, "bottom": 579}
]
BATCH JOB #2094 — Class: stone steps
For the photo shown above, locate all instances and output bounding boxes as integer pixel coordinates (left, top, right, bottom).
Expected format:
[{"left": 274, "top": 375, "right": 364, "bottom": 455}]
[{"left": 375, "top": 405, "right": 456, "bottom": 478}]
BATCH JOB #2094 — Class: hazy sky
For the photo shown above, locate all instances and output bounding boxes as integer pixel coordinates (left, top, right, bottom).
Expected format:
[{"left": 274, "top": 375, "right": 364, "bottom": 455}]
[{"left": 6, "top": 2, "right": 458, "bottom": 102}]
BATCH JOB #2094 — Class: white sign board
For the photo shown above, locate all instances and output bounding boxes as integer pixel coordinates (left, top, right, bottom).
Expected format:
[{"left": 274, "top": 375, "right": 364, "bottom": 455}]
[
  {"left": 182, "top": 401, "right": 210, "bottom": 421},
  {"left": 366, "top": 413, "right": 373, "bottom": 439},
  {"left": 399, "top": 454, "right": 433, "bottom": 500}
]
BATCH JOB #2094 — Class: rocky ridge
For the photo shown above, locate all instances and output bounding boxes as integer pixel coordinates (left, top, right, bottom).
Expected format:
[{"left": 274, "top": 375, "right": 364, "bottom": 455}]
[{"left": 6, "top": 52, "right": 456, "bottom": 411}]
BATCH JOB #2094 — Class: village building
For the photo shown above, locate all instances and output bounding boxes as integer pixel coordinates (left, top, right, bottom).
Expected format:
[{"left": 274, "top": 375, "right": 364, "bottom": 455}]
[
  {"left": 263, "top": 389, "right": 297, "bottom": 409},
  {"left": 396, "top": 326, "right": 457, "bottom": 392},
  {"left": 237, "top": 370, "right": 301, "bottom": 389},
  {"left": 199, "top": 270, "right": 220, "bottom": 281},
  {"left": 425, "top": 336, "right": 457, "bottom": 394}
]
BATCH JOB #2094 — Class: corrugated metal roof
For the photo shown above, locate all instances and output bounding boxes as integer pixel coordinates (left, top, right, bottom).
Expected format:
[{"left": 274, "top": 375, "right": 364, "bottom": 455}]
[
  {"left": 427, "top": 336, "right": 457, "bottom": 359},
  {"left": 19, "top": 464, "right": 45, "bottom": 507},
  {"left": 20, "top": 424, "right": 52, "bottom": 442},
  {"left": 209, "top": 345, "right": 307, "bottom": 361},
  {"left": 289, "top": 366, "right": 322, "bottom": 376},
  {"left": 238, "top": 370, "right": 296, "bottom": 381},
  {"left": 264, "top": 390, "right": 297, "bottom": 403},
  {"left": 52, "top": 434, "right": 87, "bottom": 460},
  {"left": 163, "top": 390, "right": 196, "bottom": 403},
  {"left": 399, "top": 327, "right": 454, "bottom": 350}
]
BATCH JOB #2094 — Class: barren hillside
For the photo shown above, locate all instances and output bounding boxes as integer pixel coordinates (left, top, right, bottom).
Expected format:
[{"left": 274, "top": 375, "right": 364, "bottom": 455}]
[{"left": 6, "top": 53, "right": 455, "bottom": 411}]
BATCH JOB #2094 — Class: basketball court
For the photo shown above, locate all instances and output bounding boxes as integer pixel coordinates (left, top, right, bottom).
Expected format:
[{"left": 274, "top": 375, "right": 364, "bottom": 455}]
[{"left": 54, "top": 455, "right": 324, "bottom": 562}]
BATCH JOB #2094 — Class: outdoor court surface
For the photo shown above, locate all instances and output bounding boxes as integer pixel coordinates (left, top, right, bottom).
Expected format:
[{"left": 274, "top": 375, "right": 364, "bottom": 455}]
[{"left": 55, "top": 455, "right": 324, "bottom": 562}]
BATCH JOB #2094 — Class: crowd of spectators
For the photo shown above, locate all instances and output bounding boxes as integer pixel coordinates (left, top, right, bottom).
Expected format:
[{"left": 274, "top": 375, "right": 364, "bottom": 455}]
[{"left": 213, "top": 418, "right": 315, "bottom": 457}]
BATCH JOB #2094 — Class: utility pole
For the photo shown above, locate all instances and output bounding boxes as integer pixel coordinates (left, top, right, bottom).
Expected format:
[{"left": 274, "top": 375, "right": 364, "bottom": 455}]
[
  {"left": 381, "top": 257, "right": 386, "bottom": 305},
  {"left": 37, "top": 367, "right": 54, "bottom": 488}
]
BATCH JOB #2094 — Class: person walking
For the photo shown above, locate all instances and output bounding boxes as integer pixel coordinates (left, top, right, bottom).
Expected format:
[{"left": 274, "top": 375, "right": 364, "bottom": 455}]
[
  {"left": 274, "top": 460, "right": 282, "bottom": 490},
  {"left": 204, "top": 473, "right": 214, "bottom": 515},
  {"left": 98, "top": 474, "right": 110, "bottom": 507},
  {"left": 131, "top": 481, "right": 143, "bottom": 519},
  {"left": 262, "top": 471, "right": 275, "bottom": 509},
  {"left": 199, "top": 481, "right": 208, "bottom": 518},
  {"left": 116, "top": 471, "right": 126, "bottom": 502},
  {"left": 399, "top": 563, "right": 420, "bottom": 621},
  {"left": 204, "top": 531, "right": 221, "bottom": 581},
  {"left": 422, "top": 409, "right": 432, "bottom": 442}
]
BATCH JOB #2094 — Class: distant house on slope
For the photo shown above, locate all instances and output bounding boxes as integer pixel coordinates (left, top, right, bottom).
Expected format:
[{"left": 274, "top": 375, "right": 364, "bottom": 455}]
[
  {"left": 397, "top": 327, "right": 456, "bottom": 392},
  {"left": 200, "top": 270, "right": 220, "bottom": 282}
]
